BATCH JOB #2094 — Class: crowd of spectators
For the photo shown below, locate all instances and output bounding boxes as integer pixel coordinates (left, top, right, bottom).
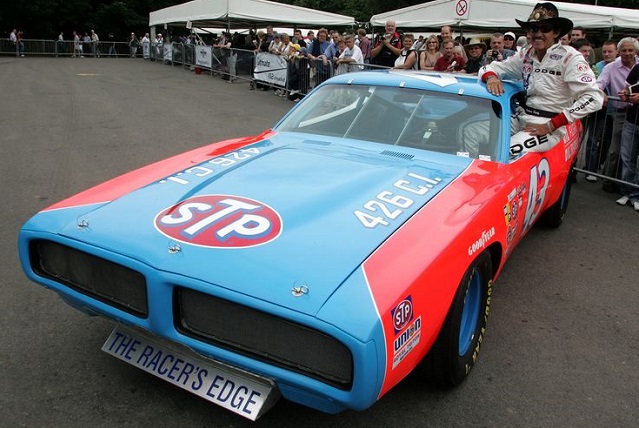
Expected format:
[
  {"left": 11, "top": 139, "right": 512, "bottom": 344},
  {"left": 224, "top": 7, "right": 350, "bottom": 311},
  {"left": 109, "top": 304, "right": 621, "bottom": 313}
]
[{"left": 5, "top": 22, "right": 639, "bottom": 207}]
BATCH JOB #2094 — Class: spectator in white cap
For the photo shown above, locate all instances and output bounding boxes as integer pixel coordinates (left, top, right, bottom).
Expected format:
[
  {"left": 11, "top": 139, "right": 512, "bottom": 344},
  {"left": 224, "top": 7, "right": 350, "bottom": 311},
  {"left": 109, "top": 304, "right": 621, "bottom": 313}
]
[{"left": 503, "top": 32, "right": 516, "bottom": 51}]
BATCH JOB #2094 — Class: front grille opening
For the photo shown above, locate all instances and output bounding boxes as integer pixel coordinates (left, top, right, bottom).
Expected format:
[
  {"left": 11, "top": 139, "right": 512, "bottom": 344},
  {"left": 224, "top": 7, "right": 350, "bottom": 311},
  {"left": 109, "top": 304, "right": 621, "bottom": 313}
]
[
  {"left": 174, "top": 287, "right": 353, "bottom": 390},
  {"left": 29, "top": 240, "right": 148, "bottom": 317}
]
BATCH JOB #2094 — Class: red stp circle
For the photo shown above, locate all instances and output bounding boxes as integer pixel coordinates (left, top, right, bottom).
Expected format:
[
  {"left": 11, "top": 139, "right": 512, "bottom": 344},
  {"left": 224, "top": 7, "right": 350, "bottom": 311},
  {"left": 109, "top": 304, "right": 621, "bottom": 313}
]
[
  {"left": 392, "top": 297, "right": 414, "bottom": 333},
  {"left": 154, "top": 195, "right": 282, "bottom": 248}
]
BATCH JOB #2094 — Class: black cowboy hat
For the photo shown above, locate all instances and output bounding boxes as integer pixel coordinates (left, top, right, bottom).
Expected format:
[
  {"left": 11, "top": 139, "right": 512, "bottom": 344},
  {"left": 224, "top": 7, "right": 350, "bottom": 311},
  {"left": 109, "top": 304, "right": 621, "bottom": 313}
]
[{"left": 515, "top": 2, "right": 573, "bottom": 37}]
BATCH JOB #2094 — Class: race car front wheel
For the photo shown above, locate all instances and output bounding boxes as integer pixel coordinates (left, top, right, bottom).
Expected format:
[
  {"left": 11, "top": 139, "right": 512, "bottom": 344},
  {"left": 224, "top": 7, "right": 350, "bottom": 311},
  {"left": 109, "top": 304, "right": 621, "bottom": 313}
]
[{"left": 422, "top": 251, "right": 493, "bottom": 386}]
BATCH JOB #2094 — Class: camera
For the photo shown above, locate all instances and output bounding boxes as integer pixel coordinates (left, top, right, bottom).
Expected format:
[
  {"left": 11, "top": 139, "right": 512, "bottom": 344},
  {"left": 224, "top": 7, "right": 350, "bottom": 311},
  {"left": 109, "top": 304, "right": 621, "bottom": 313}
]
[{"left": 491, "top": 50, "right": 499, "bottom": 59}]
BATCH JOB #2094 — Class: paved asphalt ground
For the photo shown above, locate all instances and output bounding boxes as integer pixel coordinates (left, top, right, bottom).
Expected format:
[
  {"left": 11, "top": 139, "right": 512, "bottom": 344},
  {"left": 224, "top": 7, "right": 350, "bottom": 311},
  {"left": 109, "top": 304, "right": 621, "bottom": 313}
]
[{"left": 1, "top": 57, "right": 638, "bottom": 428}]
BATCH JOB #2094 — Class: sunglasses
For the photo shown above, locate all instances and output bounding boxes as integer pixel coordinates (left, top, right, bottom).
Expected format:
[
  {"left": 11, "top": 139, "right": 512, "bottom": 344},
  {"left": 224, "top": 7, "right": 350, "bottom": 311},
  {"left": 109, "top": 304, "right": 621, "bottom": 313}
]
[{"left": 529, "top": 24, "right": 554, "bottom": 33}]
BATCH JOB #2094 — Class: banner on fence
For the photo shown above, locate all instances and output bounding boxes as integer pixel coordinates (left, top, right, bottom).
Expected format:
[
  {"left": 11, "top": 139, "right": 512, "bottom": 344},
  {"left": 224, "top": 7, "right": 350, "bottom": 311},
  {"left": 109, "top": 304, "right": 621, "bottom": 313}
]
[
  {"left": 196, "top": 46, "right": 212, "bottom": 68},
  {"left": 143, "top": 41, "right": 150, "bottom": 59},
  {"left": 254, "top": 52, "right": 287, "bottom": 87},
  {"left": 163, "top": 43, "right": 172, "bottom": 62}
]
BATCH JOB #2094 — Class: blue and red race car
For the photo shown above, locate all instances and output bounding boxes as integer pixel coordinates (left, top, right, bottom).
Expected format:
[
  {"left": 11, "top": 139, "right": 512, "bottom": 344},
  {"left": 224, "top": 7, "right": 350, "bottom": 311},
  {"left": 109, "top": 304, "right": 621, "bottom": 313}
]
[{"left": 18, "top": 71, "right": 580, "bottom": 420}]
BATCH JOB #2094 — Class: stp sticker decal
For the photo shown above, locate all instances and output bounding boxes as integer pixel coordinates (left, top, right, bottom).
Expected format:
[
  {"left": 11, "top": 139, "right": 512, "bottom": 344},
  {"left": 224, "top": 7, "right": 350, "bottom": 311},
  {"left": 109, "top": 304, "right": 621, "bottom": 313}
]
[
  {"left": 392, "top": 297, "right": 414, "bottom": 334},
  {"left": 391, "top": 295, "right": 421, "bottom": 369},
  {"left": 155, "top": 195, "right": 282, "bottom": 248}
]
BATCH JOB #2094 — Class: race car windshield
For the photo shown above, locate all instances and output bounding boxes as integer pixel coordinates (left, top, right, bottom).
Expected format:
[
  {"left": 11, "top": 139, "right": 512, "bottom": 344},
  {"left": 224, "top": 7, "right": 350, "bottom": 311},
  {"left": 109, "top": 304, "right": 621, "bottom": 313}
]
[{"left": 276, "top": 84, "right": 503, "bottom": 161}]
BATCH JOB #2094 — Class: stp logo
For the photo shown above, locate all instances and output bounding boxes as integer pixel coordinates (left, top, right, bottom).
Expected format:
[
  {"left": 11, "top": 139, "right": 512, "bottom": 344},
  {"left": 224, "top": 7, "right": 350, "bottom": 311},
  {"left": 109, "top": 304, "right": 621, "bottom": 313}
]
[
  {"left": 392, "top": 297, "right": 414, "bottom": 334},
  {"left": 155, "top": 195, "right": 282, "bottom": 248}
]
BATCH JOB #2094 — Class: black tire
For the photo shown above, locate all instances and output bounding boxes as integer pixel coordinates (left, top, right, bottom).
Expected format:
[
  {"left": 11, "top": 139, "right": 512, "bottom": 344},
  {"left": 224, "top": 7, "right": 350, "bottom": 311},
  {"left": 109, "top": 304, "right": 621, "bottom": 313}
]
[
  {"left": 541, "top": 171, "right": 572, "bottom": 228},
  {"left": 421, "top": 251, "right": 493, "bottom": 386}
]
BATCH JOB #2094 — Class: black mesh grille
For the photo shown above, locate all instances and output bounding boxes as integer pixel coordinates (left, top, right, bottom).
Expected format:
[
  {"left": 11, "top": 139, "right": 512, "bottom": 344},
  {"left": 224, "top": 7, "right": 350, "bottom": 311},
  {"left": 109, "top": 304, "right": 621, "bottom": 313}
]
[
  {"left": 29, "top": 240, "right": 147, "bottom": 317},
  {"left": 174, "top": 287, "right": 353, "bottom": 389}
]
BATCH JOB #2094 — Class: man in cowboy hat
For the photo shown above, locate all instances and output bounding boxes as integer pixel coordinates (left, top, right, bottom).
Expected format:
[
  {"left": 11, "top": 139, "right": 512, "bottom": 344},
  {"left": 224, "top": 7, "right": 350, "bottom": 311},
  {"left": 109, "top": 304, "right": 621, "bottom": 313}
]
[
  {"left": 462, "top": 38, "right": 486, "bottom": 74},
  {"left": 478, "top": 2, "right": 603, "bottom": 154}
]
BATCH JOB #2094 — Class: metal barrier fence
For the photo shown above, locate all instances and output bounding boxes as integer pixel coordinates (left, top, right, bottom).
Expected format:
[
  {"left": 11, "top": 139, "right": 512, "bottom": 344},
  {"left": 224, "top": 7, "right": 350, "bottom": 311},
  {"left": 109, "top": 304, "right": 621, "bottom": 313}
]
[
  {"left": 0, "top": 38, "right": 135, "bottom": 57},
  {"left": 575, "top": 100, "right": 639, "bottom": 193},
  {"left": 2, "top": 38, "right": 638, "bottom": 193}
]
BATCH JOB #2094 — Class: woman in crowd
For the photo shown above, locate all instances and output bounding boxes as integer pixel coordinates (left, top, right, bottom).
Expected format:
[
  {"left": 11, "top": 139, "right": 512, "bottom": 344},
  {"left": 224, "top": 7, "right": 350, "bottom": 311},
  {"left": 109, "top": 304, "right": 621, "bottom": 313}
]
[
  {"left": 419, "top": 35, "right": 442, "bottom": 70},
  {"left": 393, "top": 34, "right": 418, "bottom": 70},
  {"left": 278, "top": 33, "right": 292, "bottom": 55}
]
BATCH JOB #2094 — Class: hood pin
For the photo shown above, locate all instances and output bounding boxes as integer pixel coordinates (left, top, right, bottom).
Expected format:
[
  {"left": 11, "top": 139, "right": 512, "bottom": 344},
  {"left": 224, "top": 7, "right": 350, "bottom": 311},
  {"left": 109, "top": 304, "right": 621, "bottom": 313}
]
[{"left": 291, "top": 284, "right": 309, "bottom": 297}]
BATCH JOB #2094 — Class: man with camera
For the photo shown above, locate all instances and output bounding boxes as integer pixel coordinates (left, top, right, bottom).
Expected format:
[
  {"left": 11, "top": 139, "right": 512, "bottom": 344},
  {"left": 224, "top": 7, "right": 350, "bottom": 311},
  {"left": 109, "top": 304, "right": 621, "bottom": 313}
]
[
  {"left": 483, "top": 33, "right": 516, "bottom": 66},
  {"left": 371, "top": 20, "right": 402, "bottom": 68}
]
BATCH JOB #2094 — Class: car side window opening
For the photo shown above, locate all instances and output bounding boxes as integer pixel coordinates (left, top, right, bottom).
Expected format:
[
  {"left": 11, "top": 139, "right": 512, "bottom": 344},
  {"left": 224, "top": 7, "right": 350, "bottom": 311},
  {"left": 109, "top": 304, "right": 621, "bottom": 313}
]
[{"left": 275, "top": 84, "right": 503, "bottom": 161}]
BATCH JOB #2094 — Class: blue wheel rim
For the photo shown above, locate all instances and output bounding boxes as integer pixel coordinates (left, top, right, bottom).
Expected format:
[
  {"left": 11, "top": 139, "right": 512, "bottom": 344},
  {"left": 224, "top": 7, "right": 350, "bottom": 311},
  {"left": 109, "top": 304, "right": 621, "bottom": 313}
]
[{"left": 459, "top": 268, "right": 482, "bottom": 356}]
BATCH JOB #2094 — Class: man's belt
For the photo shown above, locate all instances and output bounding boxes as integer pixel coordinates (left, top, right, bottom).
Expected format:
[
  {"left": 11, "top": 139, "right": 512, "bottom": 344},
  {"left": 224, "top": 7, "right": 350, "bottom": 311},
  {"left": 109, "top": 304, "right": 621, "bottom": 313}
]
[{"left": 522, "top": 105, "right": 557, "bottom": 118}]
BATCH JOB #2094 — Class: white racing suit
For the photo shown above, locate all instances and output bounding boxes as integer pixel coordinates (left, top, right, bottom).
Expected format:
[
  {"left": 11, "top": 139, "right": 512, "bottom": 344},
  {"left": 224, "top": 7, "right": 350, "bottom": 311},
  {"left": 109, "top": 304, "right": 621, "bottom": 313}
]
[{"left": 478, "top": 42, "right": 603, "bottom": 155}]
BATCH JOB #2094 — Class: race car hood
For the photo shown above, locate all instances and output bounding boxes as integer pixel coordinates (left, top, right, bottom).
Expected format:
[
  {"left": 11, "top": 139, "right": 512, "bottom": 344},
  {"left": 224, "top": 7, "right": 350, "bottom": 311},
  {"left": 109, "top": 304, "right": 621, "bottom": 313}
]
[{"left": 35, "top": 134, "right": 471, "bottom": 315}]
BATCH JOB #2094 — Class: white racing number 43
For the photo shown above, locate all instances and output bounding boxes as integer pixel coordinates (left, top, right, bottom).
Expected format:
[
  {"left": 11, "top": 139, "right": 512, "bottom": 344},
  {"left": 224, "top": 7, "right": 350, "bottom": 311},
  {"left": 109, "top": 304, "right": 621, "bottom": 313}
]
[
  {"left": 523, "top": 158, "right": 550, "bottom": 231},
  {"left": 354, "top": 173, "right": 442, "bottom": 228}
]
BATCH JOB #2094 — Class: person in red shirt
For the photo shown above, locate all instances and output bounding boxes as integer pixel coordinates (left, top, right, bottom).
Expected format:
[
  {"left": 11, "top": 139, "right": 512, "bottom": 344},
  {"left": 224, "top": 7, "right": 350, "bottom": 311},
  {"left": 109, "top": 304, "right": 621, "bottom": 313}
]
[{"left": 434, "top": 40, "right": 465, "bottom": 72}]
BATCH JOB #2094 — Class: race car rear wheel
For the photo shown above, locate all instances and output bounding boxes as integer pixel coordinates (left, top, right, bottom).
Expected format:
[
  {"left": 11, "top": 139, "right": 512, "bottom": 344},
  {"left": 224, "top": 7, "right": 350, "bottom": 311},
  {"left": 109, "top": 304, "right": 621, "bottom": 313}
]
[
  {"left": 541, "top": 171, "right": 572, "bottom": 228},
  {"left": 422, "top": 251, "right": 492, "bottom": 386}
]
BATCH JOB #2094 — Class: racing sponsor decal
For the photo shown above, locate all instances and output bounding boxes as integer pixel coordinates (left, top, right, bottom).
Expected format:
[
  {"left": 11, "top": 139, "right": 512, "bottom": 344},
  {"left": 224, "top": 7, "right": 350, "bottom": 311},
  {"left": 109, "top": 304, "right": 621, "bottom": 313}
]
[
  {"left": 563, "top": 122, "right": 581, "bottom": 161},
  {"left": 523, "top": 158, "right": 550, "bottom": 232},
  {"left": 392, "top": 316, "right": 421, "bottom": 369},
  {"left": 534, "top": 68, "right": 561, "bottom": 76},
  {"left": 580, "top": 76, "right": 593, "bottom": 83},
  {"left": 577, "top": 63, "right": 589, "bottom": 73},
  {"left": 569, "top": 96, "right": 595, "bottom": 114},
  {"left": 549, "top": 54, "right": 563, "bottom": 60},
  {"left": 523, "top": 63, "right": 533, "bottom": 76},
  {"left": 392, "top": 297, "right": 413, "bottom": 334},
  {"left": 510, "top": 134, "right": 549, "bottom": 155},
  {"left": 504, "top": 183, "right": 526, "bottom": 250},
  {"left": 155, "top": 195, "right": 282, "bottom": 248},
  {"left": 468, "top": 227, "right": 495, "bottom": 256},
  {"left": 391, "top": 296, "right": 421, "bottom": 369},
  {"left": 354, "top": 172, "right": 443, "bottom": 228}
]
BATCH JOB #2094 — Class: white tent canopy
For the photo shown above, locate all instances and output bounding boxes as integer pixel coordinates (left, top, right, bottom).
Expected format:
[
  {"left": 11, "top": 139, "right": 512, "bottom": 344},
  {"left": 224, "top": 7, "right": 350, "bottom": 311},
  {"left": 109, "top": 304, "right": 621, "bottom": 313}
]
[
  {"left": 150, "top": 0, "right": 356, "bottom": 30},
  {"left": 370, "top": 0, "right": 639, "bottom": 32}
]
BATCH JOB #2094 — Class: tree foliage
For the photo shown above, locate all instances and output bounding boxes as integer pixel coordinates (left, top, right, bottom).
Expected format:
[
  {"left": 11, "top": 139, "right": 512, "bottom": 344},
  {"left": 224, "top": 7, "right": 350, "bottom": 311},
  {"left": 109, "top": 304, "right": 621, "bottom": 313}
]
[
  {"left": 1, "top": 0, "right": 638, "bottom": 40},
  {"left": 0, "top": 0, "right": 184, "bottom": 39}
]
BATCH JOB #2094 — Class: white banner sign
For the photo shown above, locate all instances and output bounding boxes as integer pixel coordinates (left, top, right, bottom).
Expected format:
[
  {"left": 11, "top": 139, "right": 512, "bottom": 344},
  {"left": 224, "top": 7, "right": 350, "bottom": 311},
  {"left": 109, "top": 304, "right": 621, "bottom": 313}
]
[
  {"left": 142, "top": 41, "right": 150, "bottom": 59},
  {"left": 254, "top": 52, "right": 287, "bottom": 88},
  {"left": 196, "top": 45, "right": 213, "bottom": 68}
]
